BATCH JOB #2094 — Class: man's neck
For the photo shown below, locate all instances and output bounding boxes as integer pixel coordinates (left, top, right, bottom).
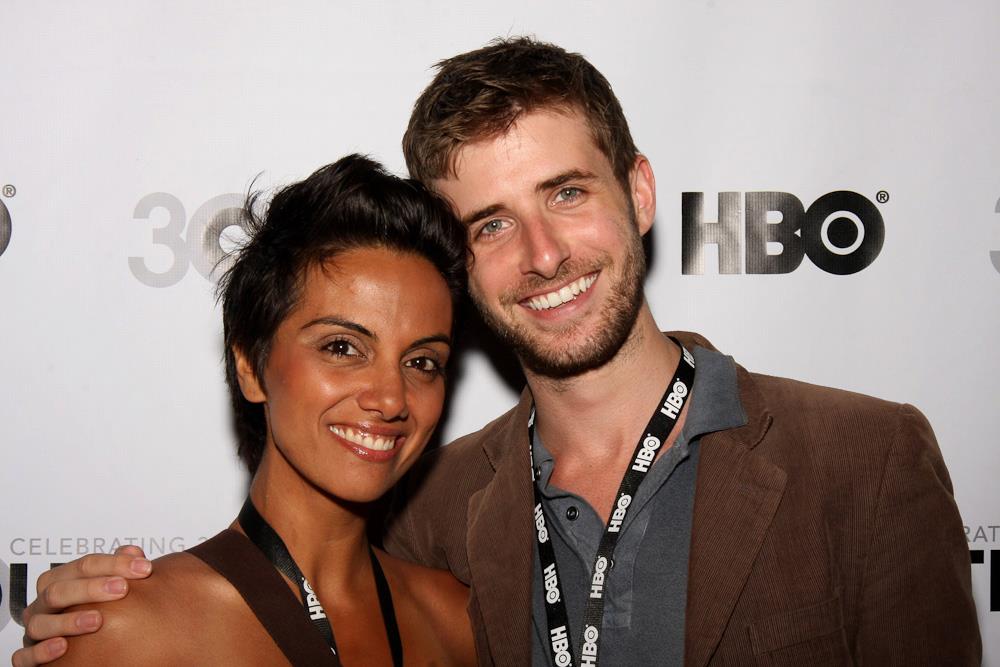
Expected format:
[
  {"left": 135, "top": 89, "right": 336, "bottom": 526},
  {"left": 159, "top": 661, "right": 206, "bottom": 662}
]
[{"left": 526, "top": 304, "right": 680, "bottom": 464}]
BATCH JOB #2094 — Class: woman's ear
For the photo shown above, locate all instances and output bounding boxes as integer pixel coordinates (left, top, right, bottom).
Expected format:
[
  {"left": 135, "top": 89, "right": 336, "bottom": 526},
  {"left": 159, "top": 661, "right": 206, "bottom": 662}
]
[{"left": 233, "top": 348, "right": 266, "bottom": 403}]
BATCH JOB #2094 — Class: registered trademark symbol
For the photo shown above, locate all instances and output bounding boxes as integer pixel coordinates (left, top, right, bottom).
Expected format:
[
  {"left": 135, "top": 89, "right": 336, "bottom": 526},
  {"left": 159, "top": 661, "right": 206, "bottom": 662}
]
[
  {"left": 2, "top": 184, "right": 15, "bottom": 198},
  {"left": 875, "top": 190, "right": 889, "bottom": 204}
]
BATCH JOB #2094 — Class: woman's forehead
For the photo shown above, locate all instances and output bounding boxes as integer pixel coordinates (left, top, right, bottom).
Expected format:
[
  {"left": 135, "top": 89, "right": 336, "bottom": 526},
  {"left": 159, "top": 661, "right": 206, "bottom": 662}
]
[{"left": 288, "top": 247, "right": 454, "bottom": 338}]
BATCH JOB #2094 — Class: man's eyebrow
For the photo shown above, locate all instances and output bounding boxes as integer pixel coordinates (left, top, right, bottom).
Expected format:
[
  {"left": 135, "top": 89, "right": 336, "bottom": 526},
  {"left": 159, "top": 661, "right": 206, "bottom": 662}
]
[
  {"left": 535, "top": 169, "right": 596, "bottom": 194},
  {"left": 461, "top": 204, "right": 503, "bottom": 227},
  {"left": 300, "top": 316, "right": 376, "bottom": 340}
]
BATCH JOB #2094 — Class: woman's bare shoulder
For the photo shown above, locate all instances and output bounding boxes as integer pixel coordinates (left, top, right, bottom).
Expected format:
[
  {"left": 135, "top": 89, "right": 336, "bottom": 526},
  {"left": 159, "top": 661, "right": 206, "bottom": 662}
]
[
  {"left": 383, "top": 551, "right": 469, "bottom": 607},
  {"left": 377, "top": 549, "right": 475, "bottom": 665},
  {"left": 50, "top": 551, "right": 247, "bottom": 666}
]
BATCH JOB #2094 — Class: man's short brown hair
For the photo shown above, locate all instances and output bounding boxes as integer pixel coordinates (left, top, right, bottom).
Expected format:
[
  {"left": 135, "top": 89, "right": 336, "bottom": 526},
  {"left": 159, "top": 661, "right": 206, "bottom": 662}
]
[{"left": 403, "top": 37, "right": 639, "bottom": 191}]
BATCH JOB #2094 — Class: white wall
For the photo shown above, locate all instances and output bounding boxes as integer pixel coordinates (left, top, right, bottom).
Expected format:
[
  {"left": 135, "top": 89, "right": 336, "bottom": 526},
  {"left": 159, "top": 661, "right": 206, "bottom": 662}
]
[{"left": 2, "top": 0, "right": 997, "bottom": 660}]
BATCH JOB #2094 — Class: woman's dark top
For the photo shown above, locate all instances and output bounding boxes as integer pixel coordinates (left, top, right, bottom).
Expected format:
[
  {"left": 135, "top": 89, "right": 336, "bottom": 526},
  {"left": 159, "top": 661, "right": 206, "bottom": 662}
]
[{"left": 188, "top": 530, "right": 339, "bottom": 666}]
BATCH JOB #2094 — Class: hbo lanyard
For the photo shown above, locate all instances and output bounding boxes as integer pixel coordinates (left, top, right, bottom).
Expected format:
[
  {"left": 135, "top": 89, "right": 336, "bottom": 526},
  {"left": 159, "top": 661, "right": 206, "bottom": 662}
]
[
  {"left": 237, "top": 498, "right": 403, "bottom": 667},
  {"left": 530, "top": 343, "right": 695, "bottom": 667}
]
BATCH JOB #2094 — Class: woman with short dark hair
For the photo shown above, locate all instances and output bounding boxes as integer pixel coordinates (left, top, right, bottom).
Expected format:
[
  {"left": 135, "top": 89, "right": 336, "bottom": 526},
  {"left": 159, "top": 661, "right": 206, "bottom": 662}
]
[{"left": 49, "top": 155, "right": 475, "bottom": 666}]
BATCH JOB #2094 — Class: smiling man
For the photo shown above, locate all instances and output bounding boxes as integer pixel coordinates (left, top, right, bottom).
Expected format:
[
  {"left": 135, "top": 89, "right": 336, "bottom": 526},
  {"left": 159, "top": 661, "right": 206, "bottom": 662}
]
[
  {"left": 15, "top": 38, "right": 980, "bottom": 667},
  {"left": 442, "top": 108, "right": 649, "bottom": 381},
  {"left": 385, "top": 37, "right": 981, "bottom": 666}
]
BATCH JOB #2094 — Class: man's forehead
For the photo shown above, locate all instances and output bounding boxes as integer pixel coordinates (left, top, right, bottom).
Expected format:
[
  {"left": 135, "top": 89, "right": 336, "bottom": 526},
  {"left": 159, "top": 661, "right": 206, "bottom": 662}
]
[
  {"left": 450, "top": 106, "right": 598, "bottom": 170},
  {"left": 437, "top": 111, "right": 604, "bottom": 191}
]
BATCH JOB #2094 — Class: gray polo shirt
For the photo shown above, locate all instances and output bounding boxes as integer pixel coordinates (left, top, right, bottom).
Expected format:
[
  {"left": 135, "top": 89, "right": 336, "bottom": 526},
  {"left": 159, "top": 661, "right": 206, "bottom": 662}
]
[{"left": 531, "top": 346, "right": 747, "bottom": 666}]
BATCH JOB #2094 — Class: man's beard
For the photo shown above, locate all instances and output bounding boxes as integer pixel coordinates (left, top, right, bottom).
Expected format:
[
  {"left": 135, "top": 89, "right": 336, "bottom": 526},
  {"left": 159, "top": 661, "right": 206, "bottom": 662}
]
[{"left": 470, "top": 224, "right": 647, "bottom": 380}]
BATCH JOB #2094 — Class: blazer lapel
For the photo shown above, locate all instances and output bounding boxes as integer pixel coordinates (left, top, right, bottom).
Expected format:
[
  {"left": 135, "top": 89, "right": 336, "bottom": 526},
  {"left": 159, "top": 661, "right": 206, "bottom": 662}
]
[
  {"left": 460, "top": 333, "right": 779, "bottom": 667},
  {"left": 465, "top": 392, "right": 535, "bottom": 667},
  {"left": 684, "top": 365, "right": 787, "bottom": 667}
]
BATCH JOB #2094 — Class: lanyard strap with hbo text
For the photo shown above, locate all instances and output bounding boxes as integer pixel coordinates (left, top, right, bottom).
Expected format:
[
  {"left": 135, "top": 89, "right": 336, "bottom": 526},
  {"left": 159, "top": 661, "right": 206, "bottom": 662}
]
[
  {"left": 530, "top": 341, "right": 696, "bottom": 667},
  {"left": 237, "top": 498, "right": 403, "bottom": 667}
]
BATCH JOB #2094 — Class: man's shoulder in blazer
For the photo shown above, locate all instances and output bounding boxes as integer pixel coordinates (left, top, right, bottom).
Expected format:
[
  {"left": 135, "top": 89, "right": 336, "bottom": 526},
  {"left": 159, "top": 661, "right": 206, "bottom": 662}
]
[{"left": 383, "top": 331, "right": 981, "bottom": 667}]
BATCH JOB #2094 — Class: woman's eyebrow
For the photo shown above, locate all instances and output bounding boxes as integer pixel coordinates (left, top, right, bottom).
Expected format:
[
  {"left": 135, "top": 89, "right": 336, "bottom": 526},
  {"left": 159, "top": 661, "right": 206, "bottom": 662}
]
[
  {"left": 409, "top": 334, "right": 452, "bottom": 349},
  {"left": 300, "top": 316, "right": 375, "bottom": 340}
]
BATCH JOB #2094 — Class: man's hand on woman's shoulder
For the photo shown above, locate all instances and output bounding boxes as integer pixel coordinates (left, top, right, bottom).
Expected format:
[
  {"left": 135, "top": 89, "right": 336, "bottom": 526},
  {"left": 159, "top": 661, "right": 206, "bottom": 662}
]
[{"left": 10, "top": 545, "right": 152, "bottom": 667}]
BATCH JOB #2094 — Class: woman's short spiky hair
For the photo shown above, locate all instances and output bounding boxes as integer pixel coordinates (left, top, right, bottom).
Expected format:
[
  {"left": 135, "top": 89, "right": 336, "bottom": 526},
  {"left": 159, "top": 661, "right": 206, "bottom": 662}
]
[
  {"left": 403, "top": 36, "right": 639, "bottom": 191},
  {"left": 218, "top": 154, "right": 466, "bottom": 473}
]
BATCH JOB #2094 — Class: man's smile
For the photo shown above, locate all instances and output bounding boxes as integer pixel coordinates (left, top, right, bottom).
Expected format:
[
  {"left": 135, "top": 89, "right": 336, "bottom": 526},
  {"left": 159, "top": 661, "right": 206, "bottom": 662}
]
[{"left": 521, "top": 271, "right": 599, "bottom": 311}]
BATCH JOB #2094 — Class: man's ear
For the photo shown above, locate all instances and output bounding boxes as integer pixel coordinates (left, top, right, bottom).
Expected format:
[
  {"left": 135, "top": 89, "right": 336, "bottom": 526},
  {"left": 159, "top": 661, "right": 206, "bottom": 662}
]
[
  {"left": 233, "top": 348, "right": 266, "bottom": 403},
  {"left": 629, "top": 155, "right": 656, "bottom": 236}
]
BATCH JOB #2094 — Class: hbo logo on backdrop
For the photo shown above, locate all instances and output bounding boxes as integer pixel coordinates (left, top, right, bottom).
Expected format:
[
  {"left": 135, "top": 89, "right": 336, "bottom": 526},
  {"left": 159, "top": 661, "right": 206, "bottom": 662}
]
[
  {"left": 129, "top": 193, "right": 249, "bottom": 287},
  {"left": 682, "top": 191, "right": 885, "bottom": 275}
]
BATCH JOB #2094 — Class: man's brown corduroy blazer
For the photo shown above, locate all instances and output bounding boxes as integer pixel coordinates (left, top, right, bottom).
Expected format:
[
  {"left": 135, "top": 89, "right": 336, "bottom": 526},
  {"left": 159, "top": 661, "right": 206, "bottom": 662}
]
[{"left": 384, "top": 332, "right": 981, "bottom": 666}]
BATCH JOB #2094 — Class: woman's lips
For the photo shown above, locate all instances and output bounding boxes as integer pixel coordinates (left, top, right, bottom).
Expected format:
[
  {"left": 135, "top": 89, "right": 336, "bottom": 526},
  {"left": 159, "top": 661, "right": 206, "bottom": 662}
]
[{"left": 329, "top": 425, "right": 402, "bottom": 462}]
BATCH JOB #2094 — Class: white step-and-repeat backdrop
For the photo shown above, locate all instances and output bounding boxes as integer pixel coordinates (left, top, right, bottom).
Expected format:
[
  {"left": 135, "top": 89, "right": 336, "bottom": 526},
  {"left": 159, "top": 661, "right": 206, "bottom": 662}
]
[{"left": 2, "top": 0, "right": 998, "bottom": 661}]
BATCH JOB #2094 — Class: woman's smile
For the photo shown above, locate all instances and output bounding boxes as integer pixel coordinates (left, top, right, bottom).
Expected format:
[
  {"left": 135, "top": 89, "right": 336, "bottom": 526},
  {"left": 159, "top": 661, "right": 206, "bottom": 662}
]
[{"left": 238, "top": 245, "right": 454, "bottom": 503}]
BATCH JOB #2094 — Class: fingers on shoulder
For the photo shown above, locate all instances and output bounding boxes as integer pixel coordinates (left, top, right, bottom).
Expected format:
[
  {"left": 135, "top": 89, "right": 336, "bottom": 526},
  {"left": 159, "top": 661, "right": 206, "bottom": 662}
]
[
  {"left": 35, "top": 553, "right": 151, "bottom": 601},
  {"left": 114, "top": 545, "right": 147, "bottom": 558},
  {"left": 11, "top": 637, "right": 68, "bottom": 667},
  {"left": 77, "top": 552, "right": 152, "bottom": 579},
  {"left": 33, "top": 574, "right": 130, "bottom": 618}
]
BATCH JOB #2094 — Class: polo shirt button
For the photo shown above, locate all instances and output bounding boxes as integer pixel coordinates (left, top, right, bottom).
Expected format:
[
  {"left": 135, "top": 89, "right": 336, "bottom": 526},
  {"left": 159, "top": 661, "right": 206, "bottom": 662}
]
[
  {"left": 565, "top": 506, "right": 579, "bottom": 521},
  {"left": 534, "top": 466, "right": 542, "bottom": 479}
]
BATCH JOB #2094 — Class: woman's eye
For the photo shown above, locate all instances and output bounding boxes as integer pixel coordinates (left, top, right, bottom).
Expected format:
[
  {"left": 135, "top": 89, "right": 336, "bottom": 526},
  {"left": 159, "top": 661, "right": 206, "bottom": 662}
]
[
  {"left": 405, "top": 356, "right": 442, "bottom": 375},
  {"left": 323, "top": 339, "right": 361, "bottom": 357},
  {"left": 554, "top": 187, "right": 582, "bottom": 203}
]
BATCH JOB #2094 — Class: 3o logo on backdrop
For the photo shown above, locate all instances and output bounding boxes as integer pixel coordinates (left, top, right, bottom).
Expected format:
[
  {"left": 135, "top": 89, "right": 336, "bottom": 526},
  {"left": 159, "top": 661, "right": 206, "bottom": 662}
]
[
  {"left": 682, "top": 191, "right": 885, "bottom": 275},
  {"left": 0, "top": 186, "right": 13, "bottom": 258},
  {"left": 992, "top": 196, "right": 1000, "bottom": 275},
  {"left": 129, "top": 193, "right": 250, "bottom": 287}
]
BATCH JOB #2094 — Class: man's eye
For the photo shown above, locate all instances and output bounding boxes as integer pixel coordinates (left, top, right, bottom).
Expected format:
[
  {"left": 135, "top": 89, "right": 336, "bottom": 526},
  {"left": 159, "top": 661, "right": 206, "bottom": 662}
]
[
  {"left": 480, "top": 219, "right": 506, "bottom": 236},
  {"left": 554, "top": 187, "right": 582, "bottom": 203}
]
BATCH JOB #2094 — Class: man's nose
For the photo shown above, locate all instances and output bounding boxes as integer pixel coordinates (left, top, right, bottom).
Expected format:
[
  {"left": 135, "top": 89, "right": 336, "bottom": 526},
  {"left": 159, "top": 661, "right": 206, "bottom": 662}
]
[{"left": 518, "top": 215, "right": 570, "bottom": 279}]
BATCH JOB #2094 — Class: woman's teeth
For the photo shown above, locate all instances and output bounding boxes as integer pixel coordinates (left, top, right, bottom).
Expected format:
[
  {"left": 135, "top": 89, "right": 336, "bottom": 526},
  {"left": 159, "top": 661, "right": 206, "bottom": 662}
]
[{"left": 330, "top": 426, "right": 396, "bottom": 451}]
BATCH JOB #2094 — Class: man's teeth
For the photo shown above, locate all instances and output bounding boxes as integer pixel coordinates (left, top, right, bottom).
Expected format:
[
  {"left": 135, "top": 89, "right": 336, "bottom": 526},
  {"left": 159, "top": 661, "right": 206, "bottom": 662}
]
[
  {"left": 329, "top": 426, "right": 396, "bottom": 451},
  {"left": 526, "top": 274, "right": 597, "bottom": 311}
]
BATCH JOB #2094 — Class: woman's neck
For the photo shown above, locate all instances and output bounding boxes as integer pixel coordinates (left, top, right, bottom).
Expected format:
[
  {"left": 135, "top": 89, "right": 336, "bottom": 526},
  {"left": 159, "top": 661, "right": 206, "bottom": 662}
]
[{"left": 243, "top": 448, "right": 373, "bottom": 596}]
